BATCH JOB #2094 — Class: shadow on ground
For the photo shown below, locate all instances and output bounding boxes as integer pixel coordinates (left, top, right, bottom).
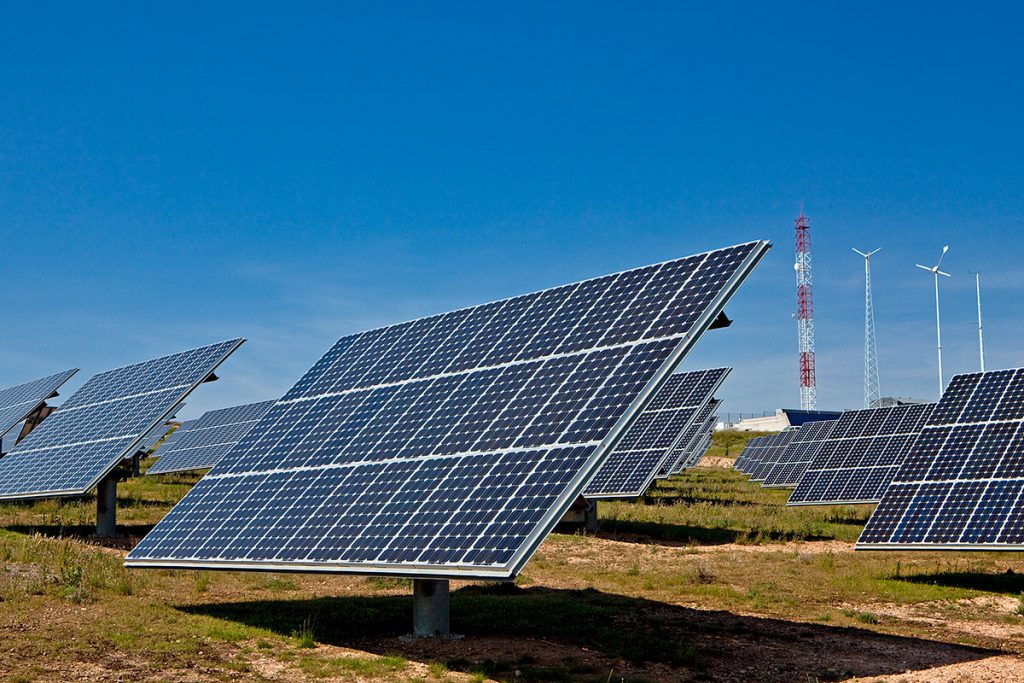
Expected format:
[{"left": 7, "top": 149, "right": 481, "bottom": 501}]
[
  {"left": 893, "top": 569, "right": 1024, "bottom": 595},
  {"left": 181, "top": 585, "right": 995, "bottom": 682},
  {"left": 3, "top": 523, "right": 153, "bottom": 549},
  {"left": 592, "top": 518, "right": 841, "bottom": 546}
]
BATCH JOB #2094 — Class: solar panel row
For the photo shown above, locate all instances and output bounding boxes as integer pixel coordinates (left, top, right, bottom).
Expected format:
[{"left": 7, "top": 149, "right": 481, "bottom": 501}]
[
  {"left": 759, "top": 419, "right": 837, "bottom": 488},
  {"left": 127, "top": 241, "right": 770, "bottom": 579},
  {"left": 746, "top": 430, "right": 800, "bottom": 482},
  {"left": 147, "top": 400, "right": 275, "bottom": 475},
  {"left": 790, "top": 404, "right": 933, "bottom": 505},
  {"left": 583, "top": 368, "right": 729, "bottom": 498},
  {"left": 734, "top": 435, "right": 768, "bottom": 474},
  {"left": 667, "top": 398, "right": 721, "bottom": 473},
  {"left": 859, "top": 368, "right": 1024, "bottom": 549},
  {"left": 0, "top": 369, "right": 78, "bottom": 440},
  {"left": 0, "top": 340, "right": 244, "bottom": 499}
]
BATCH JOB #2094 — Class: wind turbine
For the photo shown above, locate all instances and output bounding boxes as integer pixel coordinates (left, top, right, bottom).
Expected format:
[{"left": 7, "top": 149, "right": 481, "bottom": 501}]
[{"left": 916, "top": 246, "right": 950, "bottom": 398}]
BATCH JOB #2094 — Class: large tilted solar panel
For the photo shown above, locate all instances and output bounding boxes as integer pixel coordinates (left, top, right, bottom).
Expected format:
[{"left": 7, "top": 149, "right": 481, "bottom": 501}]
[
  {"left": 668, "top": 398, "right": 721, "bottom": 473},
  {"left": 858, "top": 368, "right": 1024, "bottom": 549},
  {"left": 583, "top": 367, "right": 729, "bottom": 498},
  {"left": 1, "top": 422, "right": 24, "bottom": 454},
  {"left": 127, "top": 241, "right": 769, "bottom": 578},
  {"left": 747, "top": 429, "right": 800, "bottom": 482},
  {"left": 0, "top": 340, "right": 244, "bottom": 499},
  {"left": 0, "top": 369, "right": 78, "bottom": 440},
  {"left": 789, "top": 404, "right": 933, "bottom": 506},
  {"left": 147, "top": 400, "right": 275, "bottom": 475},
  {"left": 734, "top": 436, "right": 767, "bottom": 473},
  {"left": 760, "top": 419, "right": 837, "bottom": 488}
]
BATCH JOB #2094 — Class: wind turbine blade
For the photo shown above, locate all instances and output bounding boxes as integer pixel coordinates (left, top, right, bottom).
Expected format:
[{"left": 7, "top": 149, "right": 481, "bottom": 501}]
[
  {"left": 915, "top": 264, "right": 931, "bottom": 272},
  {"left": 937, "top": 270, "right": 951, "bottom": 277},
  {"left": 868, "top": 248, "right": 882, "bottom": 256},
  {"left": 936, "top": 246, "right": 949, "bottom": 270},
  {"left": 853, "top": 248, "right": 867, "bottom": 257}
]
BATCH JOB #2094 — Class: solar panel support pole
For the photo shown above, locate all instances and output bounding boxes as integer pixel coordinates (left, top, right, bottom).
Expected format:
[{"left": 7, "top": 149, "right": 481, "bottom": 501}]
[
  {"left": 411, "top": 579, "right": 454, "bottom": 639},
  {"left": 584, "top": 500, "right": 598, "bottom": 532},
  {"left": 96, "top": 473, "right": 118, "bottom": 537}
]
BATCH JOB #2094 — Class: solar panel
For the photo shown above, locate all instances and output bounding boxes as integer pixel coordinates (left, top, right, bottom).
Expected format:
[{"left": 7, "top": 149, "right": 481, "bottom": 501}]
[
  {"left": 582, "top": 368, "right": 729, "bottom": 498},
  {"left": 0, "top": 369, "right": 78, "bottom": 441},
  {"left": 789, "top": 404, "right": 933, "bottom": 505},
  {"left": 663, "top": 398, "right": 720, "bottom": 474},
  {"left": 760, "top": 419, "right": 838, "bottom": 488},
  {"left": 1, "top": 422, "right": 25, "bottom": 454},
  {"left": 0, "top": 340, "right": 244, "bottom": 499},
  {"left": 858, "top": 368, "right": 1024, "bottom": 549},
  {"left": 747, "top": 429, "right": 800, "bottom": 482},
  {"left": 147, "top": 401, "right": 275, "bottom": 475},
  {"left": 682, "top": 402, "right": 721, "bottom": 470},
  {"left": 734, "top": 436, "right": 767, "bottom": 473},
  {"left": 127, "top": 241, "right": 770, "bottom": 579}
]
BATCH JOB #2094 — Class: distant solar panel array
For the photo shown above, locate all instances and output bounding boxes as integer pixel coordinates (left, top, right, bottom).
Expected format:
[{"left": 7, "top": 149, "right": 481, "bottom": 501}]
[
  {"left": 666, "top": 398, "right": 721, "bottom": 473},
  {"left": 760, "top": 419, "right": 837, "bottom": 488},
  {"left": 127, "top": 241, "right": 770, "bottom": 578},
  {"left": 746, "top": 430, "right": 800, "bottom": 482},
  {"left": 789, "top": 404, "right": 933, "bottom": 505},
  {"left": 859, "top": 368, "right": 1024, "bottom": 549},
  {"left": 0, "top": 340, "right": 244, "bottom": 500},
  {"left": 0, "top": 369, "right": 78, "bottom": 445},
  {"left": 584, "top": 367, "right": 729, "bottom": 498},
  {"left": 734, "top": 435, "right": 768, "bottom": 474},
  {"left": 147, "top": 400, "right": 275, "bottom": 475}
]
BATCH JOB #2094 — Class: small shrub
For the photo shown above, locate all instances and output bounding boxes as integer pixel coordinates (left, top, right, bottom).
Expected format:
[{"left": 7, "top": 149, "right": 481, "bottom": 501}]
[
  {"left": 857, "top": 612, "right": 879, "bottom": 624},
  {"left": 292, "top": 616, "right": 317, "bottom": 648}
]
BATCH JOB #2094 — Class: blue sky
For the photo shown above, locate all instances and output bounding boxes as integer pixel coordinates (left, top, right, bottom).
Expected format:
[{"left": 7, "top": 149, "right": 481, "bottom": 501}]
[{"left": 1, "top": 3, "right": 1021, "bottom": 418}]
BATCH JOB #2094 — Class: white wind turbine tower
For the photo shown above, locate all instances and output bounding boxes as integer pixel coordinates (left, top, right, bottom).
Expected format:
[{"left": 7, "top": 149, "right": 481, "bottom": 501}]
[
  {"left": 969, "top": 270, "right": 985, "bottom": 371},
  {"left": 853, "top": 248, "right": 881, "bottom": 408},
  {"left": 916, "top": 246, "right": 951, "bottom": 398}
]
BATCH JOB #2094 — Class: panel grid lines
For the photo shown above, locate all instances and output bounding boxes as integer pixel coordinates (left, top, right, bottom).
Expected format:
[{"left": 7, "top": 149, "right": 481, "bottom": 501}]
[{"left": 128, "top": 242, "right": 769, "bottom": 578}]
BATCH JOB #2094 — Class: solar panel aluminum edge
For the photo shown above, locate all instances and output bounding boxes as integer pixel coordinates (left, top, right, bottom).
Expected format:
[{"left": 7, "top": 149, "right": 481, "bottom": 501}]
[
  {"left": 856, "top": 369, "right": 1024, "bottom": 550},
  {"left": 0, "top": 340, "right": 244, "bottom": 500},
  {"left": 0, "top": 369, "right": 79, "bottom": 439},
  {"left": 582, "top": 368, "right": 729, "bottom": 499},
  {"left": 126, "top": 241, "right": 770, "bottom": 579}
]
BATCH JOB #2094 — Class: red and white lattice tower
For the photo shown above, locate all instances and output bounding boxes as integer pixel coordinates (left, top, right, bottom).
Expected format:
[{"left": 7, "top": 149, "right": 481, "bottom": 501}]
[{"left": 794, "top": 211, "right": 817, "bottom": 410}]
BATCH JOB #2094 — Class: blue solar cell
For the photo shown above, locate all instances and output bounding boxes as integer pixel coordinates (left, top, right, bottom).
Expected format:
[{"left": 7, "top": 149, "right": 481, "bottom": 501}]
[
  {"left": 665, "top": 398, "right": 721, "bottom": 474},
  {"left": 0, "top": 369, "right": 78, "bottom": 440},
  {"left": 0, "top": 341, "right": 243, "bottom": 499},
  {"left": 789, "top": 404, "right": 934, "bottom": 506},
  {"left": 147, "top": 401, "right": 275, "bottom": 475},
  {"left": 583, "top": 368, "right": 729, "bottom": 498},
  {"left": 759, "top": 419, "right": 838, "bottom": 487},
  {"left": 127, "top": 242, "right": 770, "bottom": 578},
  {"left": 858, "top": 367, "right": 1024, "bottom": 549}
]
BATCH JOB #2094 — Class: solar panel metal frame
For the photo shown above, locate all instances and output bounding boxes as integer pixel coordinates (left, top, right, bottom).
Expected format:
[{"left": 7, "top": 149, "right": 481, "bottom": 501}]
[
  {"left": 127, "top": 241, "right": 770, "bottom": 580},
  {"left": 857, "top": 369, "right": 1024, "bottom": 550},
  {"left": 583, "top": 368, "right": 729, "bottom": 499},
  {"left": 0, "top": 369, "right": 78, "bottom": 441},
  {"left": 146, "top": 400, "right": 275, "bottom": 476},
  {"left": 0, "top": 340, "right": 244, "bottom": 500},
  {"left": 788, "top": 404, "right": 933, "bottom": 506}
]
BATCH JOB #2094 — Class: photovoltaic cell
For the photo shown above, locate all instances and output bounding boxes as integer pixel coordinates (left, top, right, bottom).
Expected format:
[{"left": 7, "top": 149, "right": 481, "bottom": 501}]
[
  {"left": 789, "top": 404, "right": 933, "bottom": 506},
  {"left": 859, "top": 368, "right": 1024, "bottom": 549},
  {"left": 583, "top": 368, "right": 729, "bottom": 498},
  {"left": 759, "top": 419, "right": 838, "bottom": 488},
  {"left": 734, "top": 436, "right": 768, "bottom": 474},
  {"left": 0, "top": 340, "right": 244, "bottom": 499},
  {"left": 147, "top": 401, "right": 275, "bottom": 475},
  {"left": 0, "top": 369, "right": 78, "bottom": 441},
  {"left": 127, "top": 241, "right": 769, "bottom": 579}
]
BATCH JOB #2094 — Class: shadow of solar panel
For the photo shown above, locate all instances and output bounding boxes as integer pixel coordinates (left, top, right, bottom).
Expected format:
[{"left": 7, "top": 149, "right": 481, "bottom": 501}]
[
  {"left": 127, "top": 242, "right": 769, "bottom": 579},
  {"left": 760, "top": 419, "right": 838, "bottom": 488},
  {"left": 858, "top": 368, "right": 1024, "bottom": 549},
  {"left": 789, "top": 404, "right": 933, "bottom": 506},
  {"left": 583, "top": 368, "right": 728, "bottom": 498},
  {"left": 0, "top": 341, "right": 243, "bottom": 499},
  {"left": 0, "top": 369, "right": 78, "bottom": 441},
  {"left": 148, "top": 401, "right": 275, "bottom": 475}
]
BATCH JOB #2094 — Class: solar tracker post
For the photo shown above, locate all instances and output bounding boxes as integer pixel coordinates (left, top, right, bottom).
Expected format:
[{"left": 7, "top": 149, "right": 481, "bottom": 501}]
[
  {"left": 96, "top": 473, "right": 118, "bottom": 537},
  {"left": 411, "top": 579, "right": 455, "bottom": 639}
]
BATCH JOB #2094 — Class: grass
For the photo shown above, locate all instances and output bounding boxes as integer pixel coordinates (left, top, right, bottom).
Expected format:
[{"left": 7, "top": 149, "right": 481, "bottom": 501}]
[{"left": 0, "top": 431, "right": 1021, "bottom": 681}]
